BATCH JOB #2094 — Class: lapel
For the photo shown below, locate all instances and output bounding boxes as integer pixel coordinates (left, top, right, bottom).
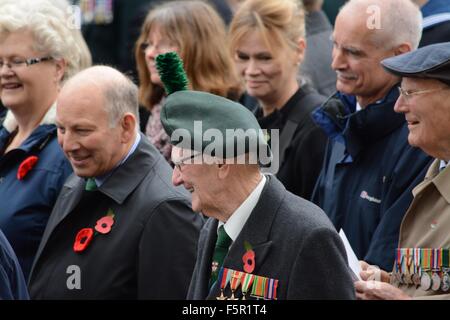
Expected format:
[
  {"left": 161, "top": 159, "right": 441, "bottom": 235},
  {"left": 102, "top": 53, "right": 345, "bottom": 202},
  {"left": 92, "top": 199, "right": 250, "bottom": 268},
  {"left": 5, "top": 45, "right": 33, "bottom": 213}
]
[
  {"left": 195, "top": 218, "right": 219, "bottom": 299},
  {"left": 29, "top": 175, "right": 84, "bottom": 281},
  {"left": 207, "top": 176, "right": 285, "bottom": 299}
]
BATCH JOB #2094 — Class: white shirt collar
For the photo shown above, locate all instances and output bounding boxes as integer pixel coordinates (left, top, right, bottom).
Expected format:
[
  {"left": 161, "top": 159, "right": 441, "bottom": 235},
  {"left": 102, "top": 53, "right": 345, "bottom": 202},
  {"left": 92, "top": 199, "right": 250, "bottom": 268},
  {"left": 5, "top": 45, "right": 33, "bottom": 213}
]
[
  {"left": 218, "top": 175, "right": 266, "bottom": 242},
  {"left": 439, "top": 160, "right": 448, "bottom": 172}
]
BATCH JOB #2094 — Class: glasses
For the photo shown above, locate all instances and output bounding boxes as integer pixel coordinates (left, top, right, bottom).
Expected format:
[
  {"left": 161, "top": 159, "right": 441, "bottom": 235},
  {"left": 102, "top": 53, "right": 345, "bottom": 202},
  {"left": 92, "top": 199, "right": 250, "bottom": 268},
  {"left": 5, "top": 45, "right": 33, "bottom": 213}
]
[
  {"left": 173, "top": 153, "right": 201, "bottom": 171},
  {"left": 0, "top": 56, "right": 53, "bottom": 71},
  {"left": 398, "top": 86, "right": 450, "bottom": 100}
]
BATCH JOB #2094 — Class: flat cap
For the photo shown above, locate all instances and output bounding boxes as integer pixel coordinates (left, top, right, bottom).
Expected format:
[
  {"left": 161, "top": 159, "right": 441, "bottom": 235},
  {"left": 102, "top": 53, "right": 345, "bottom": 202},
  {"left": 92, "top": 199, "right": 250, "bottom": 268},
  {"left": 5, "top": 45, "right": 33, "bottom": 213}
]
[
  {"left": 381, "top": 42, "right": 450, "bottom": 86},
  {"left": 161, "top": 90, "right": 269, "bottom": 160}
]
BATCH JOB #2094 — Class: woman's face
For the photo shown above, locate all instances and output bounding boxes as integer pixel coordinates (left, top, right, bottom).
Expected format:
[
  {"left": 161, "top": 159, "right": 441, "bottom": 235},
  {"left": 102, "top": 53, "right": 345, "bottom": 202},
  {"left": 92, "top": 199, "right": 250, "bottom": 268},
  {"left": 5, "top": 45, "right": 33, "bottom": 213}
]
[
  {"left": 233, "top": 30, "right": 302, "bottom": 104},
  {"left": 144, "top": 25, "right": 179, "bottom": 86},
  {"left": 0, "top": 30, "right": 64, "bottom": 112}
]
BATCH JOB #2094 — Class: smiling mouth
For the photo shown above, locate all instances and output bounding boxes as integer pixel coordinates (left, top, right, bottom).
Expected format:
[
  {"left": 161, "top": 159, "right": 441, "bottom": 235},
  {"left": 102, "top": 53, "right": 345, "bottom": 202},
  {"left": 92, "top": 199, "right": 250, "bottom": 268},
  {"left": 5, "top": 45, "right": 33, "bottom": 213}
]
[{"left": 2, "top": 83, "right": 22, "bottom": 90}]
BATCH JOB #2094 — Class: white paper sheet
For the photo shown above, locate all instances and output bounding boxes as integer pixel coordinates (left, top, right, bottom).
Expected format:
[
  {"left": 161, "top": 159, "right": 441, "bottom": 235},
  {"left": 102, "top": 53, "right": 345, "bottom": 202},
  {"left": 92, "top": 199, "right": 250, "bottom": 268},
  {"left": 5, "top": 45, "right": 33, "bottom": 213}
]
[{"left": 339, "top": 228, "right": 362, "bottom": 281}]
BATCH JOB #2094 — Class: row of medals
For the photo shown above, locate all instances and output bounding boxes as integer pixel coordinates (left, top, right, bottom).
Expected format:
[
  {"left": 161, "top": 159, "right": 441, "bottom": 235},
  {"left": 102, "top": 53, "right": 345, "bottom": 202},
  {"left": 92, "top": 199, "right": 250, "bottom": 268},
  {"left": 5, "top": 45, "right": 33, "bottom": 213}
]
[{"left": 392, "top": 269, "right": 450, "bottom": 292}]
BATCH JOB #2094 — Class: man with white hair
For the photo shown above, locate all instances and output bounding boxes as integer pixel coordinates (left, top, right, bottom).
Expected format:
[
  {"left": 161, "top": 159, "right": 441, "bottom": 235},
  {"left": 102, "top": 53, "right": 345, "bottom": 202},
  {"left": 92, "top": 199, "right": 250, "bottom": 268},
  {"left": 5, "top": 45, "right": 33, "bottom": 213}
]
[
  {"left": 356, "top": 41, "right": 450, "bottom": 300},
  {"left": 28, "top": 66, "right": 203, "bottom": 299},
  {"left": 311, "top": 0, "right": 432, "bottom": 271}
]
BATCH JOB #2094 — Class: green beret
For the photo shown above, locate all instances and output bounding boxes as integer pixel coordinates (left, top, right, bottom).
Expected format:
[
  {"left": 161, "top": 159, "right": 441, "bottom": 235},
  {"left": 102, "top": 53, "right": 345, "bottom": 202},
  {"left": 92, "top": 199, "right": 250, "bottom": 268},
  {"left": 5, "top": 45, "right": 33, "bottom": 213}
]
[{"left": 161, "top": 90, "right": 270, "bottom": 160}]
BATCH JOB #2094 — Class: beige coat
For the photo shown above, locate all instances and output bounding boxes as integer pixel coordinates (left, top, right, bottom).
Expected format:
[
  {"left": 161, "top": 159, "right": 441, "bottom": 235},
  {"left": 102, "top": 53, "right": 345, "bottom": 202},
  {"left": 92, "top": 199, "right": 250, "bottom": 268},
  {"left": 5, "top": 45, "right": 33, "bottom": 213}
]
[{"left": 395, "top": 159, "right": 450, "bottom": 299}]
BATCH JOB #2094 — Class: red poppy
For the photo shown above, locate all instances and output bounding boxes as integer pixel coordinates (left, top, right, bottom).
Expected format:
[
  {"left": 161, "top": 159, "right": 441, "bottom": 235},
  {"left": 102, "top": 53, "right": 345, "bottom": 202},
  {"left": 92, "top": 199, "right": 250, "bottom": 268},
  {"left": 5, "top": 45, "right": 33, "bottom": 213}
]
[
  {"left": 73, "top": 228, "right": 94, "bottom": 253},
  {"left": 17, "top": 156, "right": 39, "bottom": 180},
  {"left": 95, "top": 215, "right": 114, "bottom": 234},
  {"left": 243, "top": 249, "right": 255, "bottom": 273}
]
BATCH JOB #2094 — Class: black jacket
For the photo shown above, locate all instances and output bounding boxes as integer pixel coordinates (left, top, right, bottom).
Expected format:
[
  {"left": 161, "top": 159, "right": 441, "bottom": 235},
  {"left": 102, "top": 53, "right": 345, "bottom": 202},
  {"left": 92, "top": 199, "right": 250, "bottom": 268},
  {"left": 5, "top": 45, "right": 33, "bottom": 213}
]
[{"left": 256, "top": 85, "right": 327, "bottom": 199}]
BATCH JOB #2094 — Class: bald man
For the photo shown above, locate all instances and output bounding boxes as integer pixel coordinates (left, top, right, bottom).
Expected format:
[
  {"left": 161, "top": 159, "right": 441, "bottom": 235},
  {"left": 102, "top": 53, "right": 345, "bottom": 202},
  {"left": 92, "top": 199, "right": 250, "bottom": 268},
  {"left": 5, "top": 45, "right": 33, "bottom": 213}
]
[{"left": 28, "top": 66, "right": 203, "bottom": 299}]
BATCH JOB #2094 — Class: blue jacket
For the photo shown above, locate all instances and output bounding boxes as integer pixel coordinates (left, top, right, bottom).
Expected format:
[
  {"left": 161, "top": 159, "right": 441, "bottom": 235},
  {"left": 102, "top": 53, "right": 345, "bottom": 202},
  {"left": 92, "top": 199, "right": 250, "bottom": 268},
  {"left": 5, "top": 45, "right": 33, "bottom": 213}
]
[
  {"left": 311, "top": 87, "right": 433, "bottom": 271},
  {"left": 0, "top": 121, "right": 72, "bottom": 280},
  {"left": 0, "top": 229, "right": 29, "bottom": 299}
]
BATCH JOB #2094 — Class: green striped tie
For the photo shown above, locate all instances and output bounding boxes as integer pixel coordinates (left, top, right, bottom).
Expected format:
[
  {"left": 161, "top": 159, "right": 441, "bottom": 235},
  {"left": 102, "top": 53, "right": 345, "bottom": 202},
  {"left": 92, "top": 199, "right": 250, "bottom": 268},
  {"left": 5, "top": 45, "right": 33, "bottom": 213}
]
[{"left": 209, "top": 225, "right": 232, "bottom": 288}]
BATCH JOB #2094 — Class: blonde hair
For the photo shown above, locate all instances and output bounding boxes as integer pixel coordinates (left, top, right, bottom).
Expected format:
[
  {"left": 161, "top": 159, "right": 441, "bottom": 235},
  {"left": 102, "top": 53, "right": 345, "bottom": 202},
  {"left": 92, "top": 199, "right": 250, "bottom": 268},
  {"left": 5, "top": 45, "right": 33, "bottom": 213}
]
[
  {"left": 135, "top": 0, "right": 242, "bottom": 109},
  {"left": 229, "top": 0, "right": 305, "bottom": 56},
  {"left": 0, "top": 0, "right": 91, "bottom": 81}
]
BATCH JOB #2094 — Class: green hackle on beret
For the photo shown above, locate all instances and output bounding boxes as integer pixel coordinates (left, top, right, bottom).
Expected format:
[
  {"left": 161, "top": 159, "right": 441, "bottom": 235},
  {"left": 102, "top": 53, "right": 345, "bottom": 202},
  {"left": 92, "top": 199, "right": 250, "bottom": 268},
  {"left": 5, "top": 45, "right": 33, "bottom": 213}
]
[{"left": 156, "top": 52, "right": 189, "bottom": 94}]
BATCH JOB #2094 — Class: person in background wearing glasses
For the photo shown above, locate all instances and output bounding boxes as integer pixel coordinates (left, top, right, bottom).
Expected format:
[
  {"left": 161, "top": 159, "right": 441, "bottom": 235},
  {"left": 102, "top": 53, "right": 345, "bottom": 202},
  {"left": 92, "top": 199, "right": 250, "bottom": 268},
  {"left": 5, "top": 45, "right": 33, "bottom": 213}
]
[
  {"left": 310, "top": 0, "right": 433, "bottom": 273},
  {"left": 134, "top": 0, "right": 242, "bottom": 164},
  {"left": 356, "top": 42, "right": 450, "bottom": 300},
  {"left": 0, "top": 0, "right": 89, "bottom": 282}
]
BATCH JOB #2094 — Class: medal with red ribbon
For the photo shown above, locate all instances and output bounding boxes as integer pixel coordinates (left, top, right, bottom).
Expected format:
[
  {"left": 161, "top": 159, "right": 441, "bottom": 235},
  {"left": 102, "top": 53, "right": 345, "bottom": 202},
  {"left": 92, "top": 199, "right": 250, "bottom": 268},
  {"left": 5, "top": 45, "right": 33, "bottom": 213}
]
[
  {"left": 216, "top": 267, "right": 232, "bottom": 300},
  {"left": 229, "top": 270, "right": 243, "bottom": 300}
]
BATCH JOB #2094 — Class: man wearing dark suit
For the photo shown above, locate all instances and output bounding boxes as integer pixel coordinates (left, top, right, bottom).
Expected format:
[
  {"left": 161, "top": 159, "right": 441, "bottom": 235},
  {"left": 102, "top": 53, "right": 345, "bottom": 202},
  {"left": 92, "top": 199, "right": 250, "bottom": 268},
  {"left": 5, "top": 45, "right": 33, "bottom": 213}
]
[
  {"left": 160, "top": 89, "right": 355, "bottom": 300},
  {"left": 28, "top": 66, "right": 203, "bottom": 299}
]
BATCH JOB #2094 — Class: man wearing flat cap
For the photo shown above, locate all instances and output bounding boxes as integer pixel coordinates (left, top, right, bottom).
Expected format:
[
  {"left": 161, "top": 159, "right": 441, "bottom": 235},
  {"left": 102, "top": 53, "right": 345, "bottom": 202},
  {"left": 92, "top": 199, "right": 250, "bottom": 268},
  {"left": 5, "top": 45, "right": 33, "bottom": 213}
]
[
  {"left": 356, "top": 42, "right": 450, "bottom": 300},
  {"left": 160, "top": 81, "right": 355, "bottom": 299}
]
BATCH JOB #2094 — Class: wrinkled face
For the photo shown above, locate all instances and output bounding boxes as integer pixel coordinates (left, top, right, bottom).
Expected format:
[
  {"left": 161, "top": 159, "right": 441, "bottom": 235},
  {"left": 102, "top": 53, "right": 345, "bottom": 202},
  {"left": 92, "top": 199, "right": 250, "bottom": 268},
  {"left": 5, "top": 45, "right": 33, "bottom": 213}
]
[
  {"left": 0, "top": 30, "right": 63, "bottom": 111},
  {"left": 143, "top": 25, "right": 179, "bottom": 86},
  {"left": 394, "top": 77, "right": 450, "bottom": 159},
  {"left": 234, "top": 30, "right": 300, "bottom": 103},
  {"left": 171, "top": 147, "right": 220, "bottom": 215},
  {"left": 56, "top": 85, "right": 128, "bottom": 178},
  {"left": 331, "top": 11, "right": 398, "bottom": 104}
]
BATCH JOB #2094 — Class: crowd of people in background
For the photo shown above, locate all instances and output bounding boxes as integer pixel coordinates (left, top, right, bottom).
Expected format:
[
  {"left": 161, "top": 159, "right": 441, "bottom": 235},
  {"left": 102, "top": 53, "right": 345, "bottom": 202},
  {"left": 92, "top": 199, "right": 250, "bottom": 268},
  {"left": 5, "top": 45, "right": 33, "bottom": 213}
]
[{"left": 0, "top": 0, "right": 449, "bottom": 300}]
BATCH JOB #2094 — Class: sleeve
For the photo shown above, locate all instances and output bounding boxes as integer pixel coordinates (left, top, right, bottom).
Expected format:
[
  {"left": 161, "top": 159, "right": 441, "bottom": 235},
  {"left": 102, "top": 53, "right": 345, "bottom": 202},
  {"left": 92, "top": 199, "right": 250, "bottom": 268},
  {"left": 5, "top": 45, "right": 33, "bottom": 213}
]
[
  {"left": 287, "top": 226, "right": 355, "bottom": 299},
  {"left": 0, "top": 232, "right": 29, "bottom": 300},
  {"left": 365, "top": 146, "right": 432, "bottom": 271},
  {"left": 137, "top": 198, "right": 203, "bottom": 299}
]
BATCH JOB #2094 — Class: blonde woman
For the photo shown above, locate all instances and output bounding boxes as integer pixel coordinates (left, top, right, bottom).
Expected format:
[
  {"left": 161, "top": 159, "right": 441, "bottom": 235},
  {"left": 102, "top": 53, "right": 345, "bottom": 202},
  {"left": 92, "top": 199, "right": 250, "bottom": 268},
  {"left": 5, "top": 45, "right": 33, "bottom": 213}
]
[
  {"left": 229, "top": 0, "right": 327, "bottom": 198},
  {"left": 0, "top": 0, "right": 88, "bottom": 279}
]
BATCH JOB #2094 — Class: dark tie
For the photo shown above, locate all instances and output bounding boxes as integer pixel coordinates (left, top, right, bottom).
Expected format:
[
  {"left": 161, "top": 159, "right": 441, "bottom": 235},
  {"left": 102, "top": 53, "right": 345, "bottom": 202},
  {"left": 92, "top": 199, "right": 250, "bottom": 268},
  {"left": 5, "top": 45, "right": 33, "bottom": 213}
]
[
  {"left": 85, "top": 178, "right": 98, "bottom": 191},
  {"left": 209, "top": 225, "right": 232, "bottom": 288}
]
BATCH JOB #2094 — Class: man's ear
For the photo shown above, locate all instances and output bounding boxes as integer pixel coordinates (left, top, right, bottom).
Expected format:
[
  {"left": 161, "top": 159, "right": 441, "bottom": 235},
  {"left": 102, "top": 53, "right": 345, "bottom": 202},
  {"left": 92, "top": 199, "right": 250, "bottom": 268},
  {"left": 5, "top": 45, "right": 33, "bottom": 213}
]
[
  {"left": 394, "top": 43, "right": 412, "bottom": 56},
  {"left": 120, "top": 113, "right": 137, "bottom": 143}
]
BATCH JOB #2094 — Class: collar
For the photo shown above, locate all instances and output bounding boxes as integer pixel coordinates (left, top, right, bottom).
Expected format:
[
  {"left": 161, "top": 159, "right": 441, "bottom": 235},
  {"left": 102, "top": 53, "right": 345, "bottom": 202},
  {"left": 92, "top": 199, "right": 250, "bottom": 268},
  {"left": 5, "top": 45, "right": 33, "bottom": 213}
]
[
  {"left": 312, "top": 86, "right": 404, "bottom": 158},
  {"left": 439, "top": 160, "right": 448, "bottom": 171},
  {"left": 413, "top": 159, "right": 450, "bottom": 204},
  {"left": 256, "top": 84, "right": 315, "bottom": 129},
  {"left": 68, "top": 133, "right": 159, "bottom": 204},
  {"left": 3, "top": 102, "right": 57, "bottom": 133},
  {"left": 94, "top": 133, "right": 141, "bottom": 187},
  {"left": 218, "top": 175, "right": 266, "bottom": 242}
]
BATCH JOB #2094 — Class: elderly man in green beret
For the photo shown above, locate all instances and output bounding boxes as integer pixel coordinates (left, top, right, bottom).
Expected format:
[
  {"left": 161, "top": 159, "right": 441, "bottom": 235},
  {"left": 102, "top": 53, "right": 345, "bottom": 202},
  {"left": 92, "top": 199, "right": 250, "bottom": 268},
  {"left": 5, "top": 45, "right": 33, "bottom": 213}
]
[{"left": 157, "top": 52, "right": 355, "bottom": 299}]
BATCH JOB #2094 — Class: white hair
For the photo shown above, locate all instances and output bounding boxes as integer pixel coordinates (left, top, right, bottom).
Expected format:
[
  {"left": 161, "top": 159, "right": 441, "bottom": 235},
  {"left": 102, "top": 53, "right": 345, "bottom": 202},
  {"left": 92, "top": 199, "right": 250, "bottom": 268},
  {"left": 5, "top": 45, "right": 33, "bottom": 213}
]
[
  {"left": 341, "top": 0, "right": 423, "bottom": 50},
  {"left": 0, "top": 0, "right": 91, "bottom": 80}
]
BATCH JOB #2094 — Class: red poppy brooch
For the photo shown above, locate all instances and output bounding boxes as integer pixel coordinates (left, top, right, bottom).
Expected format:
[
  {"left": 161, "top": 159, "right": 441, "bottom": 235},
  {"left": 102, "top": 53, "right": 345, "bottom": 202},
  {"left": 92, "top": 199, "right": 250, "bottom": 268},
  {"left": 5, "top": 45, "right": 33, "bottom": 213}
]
[
  {"left": 73, "top": 209, "right": 115, "bottom": 253},
  {"left": 17, "top": 156, "right": 39, "bottom": 180},
  {"left": 242, "top": 241, "right": 256, "bottom": 273}
]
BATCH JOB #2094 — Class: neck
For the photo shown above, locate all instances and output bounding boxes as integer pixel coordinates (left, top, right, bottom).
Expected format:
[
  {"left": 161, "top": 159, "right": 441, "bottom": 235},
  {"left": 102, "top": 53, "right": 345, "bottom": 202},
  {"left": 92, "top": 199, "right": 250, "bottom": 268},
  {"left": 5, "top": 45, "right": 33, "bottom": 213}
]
[
  {"left": 211, "top": 170, "right": 262, "bottom": 222},
  {"left": 357, "top": 79, "right": 397, "bottom": 108},
  {"left": 260, "top": 80, "right": 299, "bottom": 117}
]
